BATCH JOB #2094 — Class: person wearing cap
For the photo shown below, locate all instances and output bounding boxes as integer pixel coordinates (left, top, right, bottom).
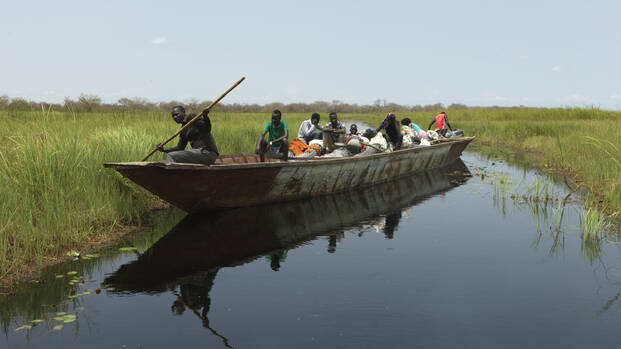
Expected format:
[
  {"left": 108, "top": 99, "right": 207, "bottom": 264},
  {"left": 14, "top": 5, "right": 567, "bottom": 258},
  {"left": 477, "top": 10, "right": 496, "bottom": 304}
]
[
  {"left": 427, "top": 111, "right": 453, "bottom": 136},
  {"left": 256, "top": 109, "right": 289, "bottom": 162},
  {"left": 297, "top": 113, "right": 323, "bottom": 143}
]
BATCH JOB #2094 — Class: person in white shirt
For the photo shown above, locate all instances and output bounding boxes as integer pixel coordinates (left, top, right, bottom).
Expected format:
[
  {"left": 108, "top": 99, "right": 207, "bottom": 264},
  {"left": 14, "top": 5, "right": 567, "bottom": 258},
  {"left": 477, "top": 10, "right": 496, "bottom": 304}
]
[{"left": 297, "top": 113, "right": 323, "bottom": 143}]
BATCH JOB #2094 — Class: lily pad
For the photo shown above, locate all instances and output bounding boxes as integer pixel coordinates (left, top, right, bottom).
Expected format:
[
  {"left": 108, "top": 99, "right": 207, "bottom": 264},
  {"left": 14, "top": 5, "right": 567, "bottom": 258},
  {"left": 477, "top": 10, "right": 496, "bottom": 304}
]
[
  {"left": 85, "top": 254, "right": 100, "bottom": 258},
  {"left": 31, "top": 319, "right": 44, "bottom": 324},
  {"left": 66, "top": 271, "right": 78, "bottom": 276},
  {"left": 56, "top": 312, "right": 66, "bottom": 316},
  {"left": 53, "top": 324, "right": 64, "bottom": 331},
  {"left": 106, "top": 287, "right": 115, "bottom": 291},
  {"left": 55, "top": 275, "right": 64, "bottom": 278},
  {"left": 119, "top": 247, "right": 137, "bottom": 251},
  {"left": 15, "top": 325, "right": 32, "bottom": 331},
  {"left": 53, "top": 316, "right": 65, "bottom": 321}
]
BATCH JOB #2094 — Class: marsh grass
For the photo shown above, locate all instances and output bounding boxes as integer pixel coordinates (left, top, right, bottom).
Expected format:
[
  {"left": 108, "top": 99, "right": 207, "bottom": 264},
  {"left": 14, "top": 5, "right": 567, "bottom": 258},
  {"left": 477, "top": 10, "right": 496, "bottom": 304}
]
[
  {"left": 580, "top": 205, "right": 611, "bottom": 240},
  {"left": 526, "top": 177, "right": 558, "bottom": 203},
  {"left": 0, "top": 110, "right": 318, "bottom": 281},
  {"left": 1, "top": 107, "right": 620, "bottom": 282}
]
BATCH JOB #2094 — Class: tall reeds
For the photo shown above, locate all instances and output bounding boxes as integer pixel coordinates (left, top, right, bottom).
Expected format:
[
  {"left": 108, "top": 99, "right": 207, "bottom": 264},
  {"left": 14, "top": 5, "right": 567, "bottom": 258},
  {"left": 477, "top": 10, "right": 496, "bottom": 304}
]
[
  {"left": 0, "top": 110, "right": 313, "bottom": 281},
  {"left": 1, "top": 106, "right": 620, "bottom": 282}
]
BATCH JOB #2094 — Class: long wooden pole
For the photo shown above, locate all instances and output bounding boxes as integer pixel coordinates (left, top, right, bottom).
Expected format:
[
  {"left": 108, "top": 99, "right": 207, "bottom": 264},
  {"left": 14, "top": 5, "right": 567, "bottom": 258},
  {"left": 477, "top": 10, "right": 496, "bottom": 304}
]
[{"left": 141, "top": 76, "right": 246, "bottom": 161}]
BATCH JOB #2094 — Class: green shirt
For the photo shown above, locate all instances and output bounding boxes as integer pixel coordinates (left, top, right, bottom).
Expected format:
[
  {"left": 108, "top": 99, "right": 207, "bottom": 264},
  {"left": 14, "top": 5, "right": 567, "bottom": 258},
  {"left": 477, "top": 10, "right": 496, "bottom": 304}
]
[{"left": 264, "top": 120, "right": 288, "bottom": 146}]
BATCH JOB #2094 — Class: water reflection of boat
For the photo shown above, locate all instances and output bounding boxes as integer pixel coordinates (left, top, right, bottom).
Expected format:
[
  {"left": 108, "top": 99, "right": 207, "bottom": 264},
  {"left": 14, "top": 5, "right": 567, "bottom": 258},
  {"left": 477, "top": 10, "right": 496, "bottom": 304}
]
[
  {"left": 103, "top": 161, "right": 469, "bottom": 345},
  {"left": 104, "top": 159, "right": 471, "bottom": 293},
  {"left": 104, "top": 137, "right": 474, "bottom": 212}
]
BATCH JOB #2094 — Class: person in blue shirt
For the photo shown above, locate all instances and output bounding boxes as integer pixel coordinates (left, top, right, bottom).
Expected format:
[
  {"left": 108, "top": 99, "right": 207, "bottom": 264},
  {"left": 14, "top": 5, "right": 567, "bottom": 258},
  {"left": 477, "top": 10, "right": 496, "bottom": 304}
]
[{"left": 400, "top": 117, "right": 422, "bottom": 133}]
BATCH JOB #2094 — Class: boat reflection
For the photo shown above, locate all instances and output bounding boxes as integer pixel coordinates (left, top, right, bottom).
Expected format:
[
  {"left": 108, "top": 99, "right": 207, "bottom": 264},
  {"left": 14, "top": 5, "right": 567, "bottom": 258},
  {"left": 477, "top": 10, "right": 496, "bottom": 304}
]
[
  {"left": 105, "top": 160, "right": 471, "bottom": 293},
  {"left": 104, "top": 160, "right": 471, "bottom": 342}
]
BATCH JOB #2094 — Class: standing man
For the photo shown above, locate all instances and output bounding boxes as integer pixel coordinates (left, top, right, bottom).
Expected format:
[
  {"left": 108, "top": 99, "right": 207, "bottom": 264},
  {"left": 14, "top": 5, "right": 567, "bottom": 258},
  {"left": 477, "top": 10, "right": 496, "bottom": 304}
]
[
  {"left": 427, "top": 111, "right": 453, "bottom": 136},
  {"left": 377, "top": 112, "right": 403, "bottom": 150},
  {"left": 322, "top": 112, "right": 346, "bottom": 153},
  {"left": 297, "top": 113, "right": 323, "bottom": 143},
  {"left": 256, "top": 109, "right": 289, "bottom": 162},
  {"left": 157, "top": 105, "right": 219, "bottom": 165}
]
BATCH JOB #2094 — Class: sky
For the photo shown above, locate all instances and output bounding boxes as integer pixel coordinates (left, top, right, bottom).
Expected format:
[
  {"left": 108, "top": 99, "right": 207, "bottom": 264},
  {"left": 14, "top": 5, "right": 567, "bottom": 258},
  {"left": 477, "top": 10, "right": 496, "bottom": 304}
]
[{"left": 1, "top": 0, "right": 620, "bottom": 109}]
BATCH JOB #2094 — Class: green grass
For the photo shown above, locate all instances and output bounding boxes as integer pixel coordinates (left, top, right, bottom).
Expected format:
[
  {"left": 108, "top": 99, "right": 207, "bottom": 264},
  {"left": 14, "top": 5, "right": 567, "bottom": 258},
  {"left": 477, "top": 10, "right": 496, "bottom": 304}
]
[
  {"left": 580, "top": 205, "right": 611, "bottom": 240},
  {"left": 0, "top": 107, "right": 620, "bottom": 283}
]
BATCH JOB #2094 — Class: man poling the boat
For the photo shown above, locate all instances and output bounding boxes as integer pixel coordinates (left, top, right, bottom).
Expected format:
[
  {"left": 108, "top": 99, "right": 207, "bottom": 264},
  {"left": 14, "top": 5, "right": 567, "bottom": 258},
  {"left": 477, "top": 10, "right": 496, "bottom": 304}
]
[
  {"left": 141, "top": 77, "right": 245, "bottom": 162},
  {"left": 156, "top": 106, "right": 219, "bottom": 165}
]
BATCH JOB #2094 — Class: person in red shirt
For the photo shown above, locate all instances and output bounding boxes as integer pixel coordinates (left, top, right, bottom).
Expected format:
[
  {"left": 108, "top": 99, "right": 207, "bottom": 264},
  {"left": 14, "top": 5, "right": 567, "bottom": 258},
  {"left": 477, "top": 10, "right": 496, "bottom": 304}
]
[{"left": 427, "top": 111, "right": 453, "bottom": 136}]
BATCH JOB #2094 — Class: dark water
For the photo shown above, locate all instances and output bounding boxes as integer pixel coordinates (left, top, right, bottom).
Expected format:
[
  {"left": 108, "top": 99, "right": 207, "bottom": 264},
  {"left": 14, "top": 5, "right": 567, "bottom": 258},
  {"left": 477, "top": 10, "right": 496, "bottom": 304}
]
[{"left": 3, "top": 151, "right": 621, "bottom": 349}]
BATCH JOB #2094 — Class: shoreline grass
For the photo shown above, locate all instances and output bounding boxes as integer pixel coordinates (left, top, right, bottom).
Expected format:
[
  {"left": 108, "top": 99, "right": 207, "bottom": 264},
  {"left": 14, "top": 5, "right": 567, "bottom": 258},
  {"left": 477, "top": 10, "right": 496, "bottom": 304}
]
[{"left": 1, "top": 107, "right": 620, "bottom": 284}]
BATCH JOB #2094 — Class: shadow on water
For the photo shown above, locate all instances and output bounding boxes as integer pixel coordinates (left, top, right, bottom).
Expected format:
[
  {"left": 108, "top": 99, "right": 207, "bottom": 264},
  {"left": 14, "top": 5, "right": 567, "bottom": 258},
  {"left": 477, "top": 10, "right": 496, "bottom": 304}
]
[{"left": 102, "top": 160, "right": 472, "bottom": 344}]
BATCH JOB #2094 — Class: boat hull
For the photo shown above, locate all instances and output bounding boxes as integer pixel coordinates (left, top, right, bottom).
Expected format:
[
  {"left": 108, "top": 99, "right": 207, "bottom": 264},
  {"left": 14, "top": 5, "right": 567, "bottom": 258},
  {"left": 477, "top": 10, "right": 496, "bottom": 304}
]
[{"left": 104, "top": 137, "right": 474, "bottom": 212}]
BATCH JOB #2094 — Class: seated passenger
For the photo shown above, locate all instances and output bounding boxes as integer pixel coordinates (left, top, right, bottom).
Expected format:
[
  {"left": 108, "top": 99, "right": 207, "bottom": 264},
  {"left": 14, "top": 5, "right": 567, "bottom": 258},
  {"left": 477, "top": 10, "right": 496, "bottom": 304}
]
[
  {"left": 322, "top": 112, "right": 346, "bottom": 153},
  {"left": 344, "top": 124, "right": 367, "bottom": 155},
  {"left": 400, "top": 119, "right": 421, "bottom": 148},
  {"left": 256, "top": 109, "right": 289, "bottom": 162},
  {"left": 297, "top": 113, "right": 323, "bottom": 144},
  {"left": 348, "top": 124, "right": 361, "bottom": 137},
  {"left": 401, "top": 117, "right": 423, "bottom": 133}
]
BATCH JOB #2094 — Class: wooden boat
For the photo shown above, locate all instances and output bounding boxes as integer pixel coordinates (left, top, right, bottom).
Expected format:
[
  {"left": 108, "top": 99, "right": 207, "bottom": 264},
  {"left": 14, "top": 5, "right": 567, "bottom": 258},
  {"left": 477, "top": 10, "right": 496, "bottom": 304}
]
[
  {"left": 104, "top": 136, "right": 474, "bottom": 212},
  {"left": 104, "top": 160, "right": 472, "bottom": 293}
]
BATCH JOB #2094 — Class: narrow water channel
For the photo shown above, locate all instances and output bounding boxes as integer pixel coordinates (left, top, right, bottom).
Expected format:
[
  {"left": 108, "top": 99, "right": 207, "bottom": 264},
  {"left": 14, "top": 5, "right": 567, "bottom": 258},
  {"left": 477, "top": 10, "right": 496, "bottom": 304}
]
[{"left": 2, "top": 151, "right": 621, "bottom": 349}]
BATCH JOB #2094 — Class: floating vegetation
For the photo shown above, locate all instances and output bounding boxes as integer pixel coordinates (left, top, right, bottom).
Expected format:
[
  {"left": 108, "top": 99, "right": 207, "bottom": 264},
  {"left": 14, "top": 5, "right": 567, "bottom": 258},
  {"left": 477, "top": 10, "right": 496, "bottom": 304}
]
[
  {"left": 31, "top": 319, "right": 44, "bottom": 324},
  {"left": 52, "top": 324, "right": 63, "bottom": 331},
  {"left": 56, "top": 312, "right": 66, "bottom": 316},
  {"left": 68, "top": 291, "right": 91, "bottom": 299},
  {"left": 66, "top": 250, "right": 80, "bottom": 257},
  {"left": 14, "top": 325, "right": 32, "bottom": 331},
  {"left": 66, "top": 271, "right": 77, "bottom": 276},
  {"left": 119, "top": 247, "right": 137, "bottom": 252},
  {"left": 55, "top": 274, "right": 64, "bottom": 278},
  {"left": 62, "top": 314, "right": 77, "bottom": 323}
]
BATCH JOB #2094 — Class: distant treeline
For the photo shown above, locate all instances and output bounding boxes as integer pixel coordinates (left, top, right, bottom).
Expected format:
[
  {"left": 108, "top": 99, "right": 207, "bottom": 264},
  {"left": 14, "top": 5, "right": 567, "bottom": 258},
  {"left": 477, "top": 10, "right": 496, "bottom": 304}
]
[{"left": 0, "top": 93, "right": 532, "bottom": 113}]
